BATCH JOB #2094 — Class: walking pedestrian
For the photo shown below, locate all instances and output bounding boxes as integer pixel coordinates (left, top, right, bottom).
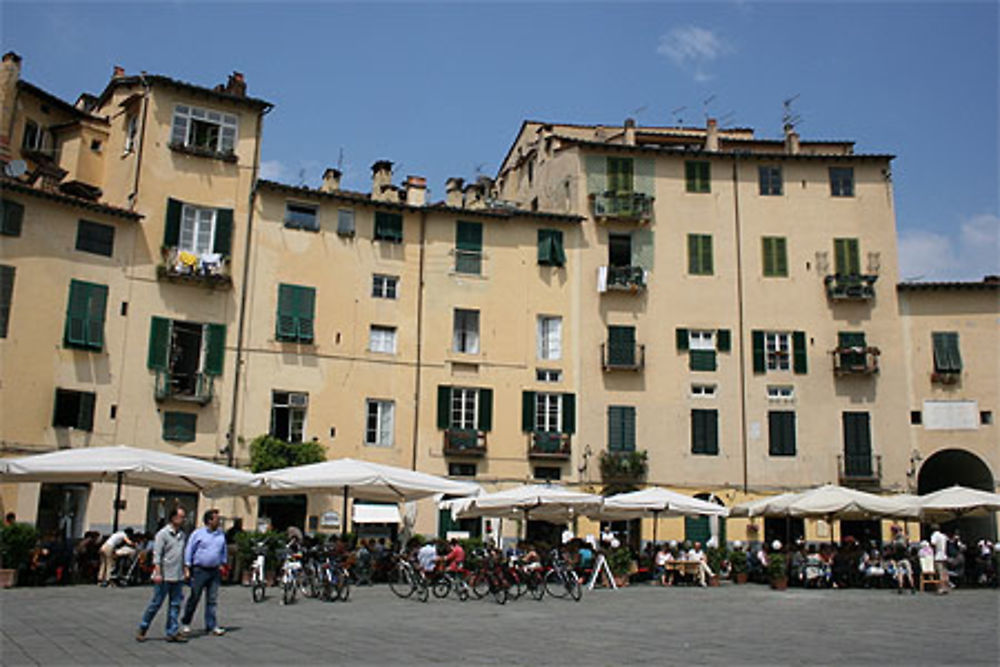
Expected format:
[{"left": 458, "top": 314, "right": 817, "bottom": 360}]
[
  {"left": 930, "top": 523, "right": 949, "bottom": 595},
  {"left": 180, "top": 509, "right": 227, "bottom": 636},
  {"left": 136, "top": 507, "right": 188, "bottom": 643}
]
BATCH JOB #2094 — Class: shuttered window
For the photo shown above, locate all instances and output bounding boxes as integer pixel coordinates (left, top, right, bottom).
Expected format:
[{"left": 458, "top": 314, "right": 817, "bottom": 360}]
[
  {"left": 833, "top": 238, "right": 861, "bottom": 275},
  {"left": 685, "top": 161, "right": 711, "bottom": 193},
  {"left": 830, "top": 167, "right": 854, "bottom": 197},
  {"left": 276, "top": 284, "right": 316, "bottom": 343},
  {"left": 537, "top": 229, "right": 567, "bottom": 267},
  {"left": 437, "top": 385, "right": 493, "bottom": 432},
  {"left": 762, "top": 236, "right": 788, "bottom": 277},
  {"left": 842, "top": 412, "right": 872, "bottom": 476},
  {"left": 691, "top": 409, "right": 718, "bottom": 455},
  {"left": 607, "top": 157, "right": 634, "bottom": 193},
  {"left": 0, "top": 264, "right": 14, "bottom": 338},
  {"left": 164, "top": 198, "right": 232, "bottom": 256},
  {"left": 688, "top": 234, "right": 713, "bottom": 275},
  {"left": 455, "top": 221, "right": 483, "bottom": 274},
  {"left": 838, "top": 331, "right": 867, "bottom": 369},
  {"left": 768, "top": 411, "right": 796, "bottom": 456},
  {"left": 75, "top": 220, "right": 115, "bottom": 257},
  {"left": 63, "top": 280, "right": 108, "bottom": 350},
  {"left": 374, "top": 211, "right": 403, "bottom": 243},
  {"left": 931, "top": 332, "right": 962, "bottom": 373},
  {"left": 163, "top": 412, "right": 197, "bottom": 442},
  {"left": 0, "top": 198, "right": 24, "bottom": 236},
  {"left": 337, "top": 209, "right": 355, "bottom": 236},
  {"left": 759, "top": 166, "right": 783, "bottom": 196},
  {"left": 607, "top": 325, "right": 636, "bottom": 366},
  {"left": 608, "top": 406, "right": 636, "bottom": 452},
  {"left": 53, "top": 389, "right": 96, "bottom": 432},
  {"left": 753, "top": 330, "right": 807, "bottom": 374}
]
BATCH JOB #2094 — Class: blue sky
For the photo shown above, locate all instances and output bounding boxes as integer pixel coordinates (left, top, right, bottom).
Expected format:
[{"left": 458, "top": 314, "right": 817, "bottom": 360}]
[{"left": 4, "top": 1, "right": 997, "bottom": 280}]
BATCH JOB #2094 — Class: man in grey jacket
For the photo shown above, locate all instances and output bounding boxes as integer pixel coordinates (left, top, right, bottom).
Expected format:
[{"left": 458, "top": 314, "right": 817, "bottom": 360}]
[{"left": 136, "top": 506, "right": 188, "bottom": 642}]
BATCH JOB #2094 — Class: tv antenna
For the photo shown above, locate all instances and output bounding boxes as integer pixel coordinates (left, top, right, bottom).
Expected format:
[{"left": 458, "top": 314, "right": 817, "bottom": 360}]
[
  {"left": 719, "top": 110, "right": 737, "bottom": 126},
  {"left": 630, "top": 105, "right": 648, "bottom": 119},
  {"left": 337, "top": 148, "right": 344, "bottom": 172},
  {"left": 702, "top": 94, "right": 716, "bottom": 121},
  {"left": 297, "top": 168, "right": 307, "bottom": 187},
  {"left": 783, "top": 94, "right": 802, "bottom": 132},
  {"left": 670, "top": 106, "right": 687, "bottom": 125}
]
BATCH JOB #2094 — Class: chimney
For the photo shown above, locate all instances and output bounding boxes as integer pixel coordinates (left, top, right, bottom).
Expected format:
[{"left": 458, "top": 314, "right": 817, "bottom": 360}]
[
  {"left": 404, "top": 175, "right": 426, "bottom": 207},
  {"left": 371, "top": 160, "right": 394, "bottom": 201},
  {"left": 624, "top": 118, "right": 637, "bottom": 146},
  {"left": 705, "top": 118, "right": 719, "bottom": 151},
  {"left": 464, "top": 182, "right": 486, "bottom": 210},
  {"left": 445, "top": 177, "right": 464, "bottom": 208},
  {"left": 0, "top": 52, "right": 22, "bottom": 162},
  {"left": 113, "top": 65, "right": 125, "bottom": 78},
  {"left": 784, "top": 124, "right": 800, "bottom": 155},
  {"left": 225, "top": 71, "right": 246, "bottom": 97},
  {"left": 320, "top": 168, "right": 342, "bottom": 192}
]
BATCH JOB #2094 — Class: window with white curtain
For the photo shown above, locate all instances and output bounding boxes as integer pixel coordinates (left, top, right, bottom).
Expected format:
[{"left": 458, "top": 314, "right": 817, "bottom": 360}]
[
  {"left": 450, "top": 388, "right": 479, "bottom": 430},
  {"left": 453, "top": 309, "right": 480, "bottom": 354},
  {"left": 365, "top": 399, "right": 394, "bottom": 446},
  {"left": 179, "top": 204, "right": 216, "bottom": 255},
  {"left": 369, "top": 325, "right": 397, "bottom": 354},
  {"left": 537, "top": 315, "right": 562, "bottom": 361}
]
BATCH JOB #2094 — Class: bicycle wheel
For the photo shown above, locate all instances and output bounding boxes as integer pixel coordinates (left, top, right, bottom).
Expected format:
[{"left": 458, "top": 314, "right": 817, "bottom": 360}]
[
  {"left": 566, "top": 571, "right": 582, "bottom": 602},
  {"left": 529, "top": 573, "right": 545, "bottom": 601},
  {"left": 491, "top": 578, "right": 508, "bottom": 605},
  {"left": 545, "top": 569, "right": 569, "bottom": 599},
  {"left": 506, "top": 570, "right": 525, "bottom": 600},
  {"left": 471, "top": 572, "right": 490, "bottom": 599},
  {"left": 299, "top": 566, "right": 316, "bottom": 598},
  {"left": 282, "top": 578, "right": 296, "bottom": 605},
  {"left": 252, "top": 581, "right": 266, "bottom": 603},
  {"left": 456, "top": 581, "right": 470, "bottom": 602},
  {"left": 431, "top": 575, "right": 451, "bottom": 599},
  {"left": 389, "top": 565, "right": 416, "bottom": 599}
]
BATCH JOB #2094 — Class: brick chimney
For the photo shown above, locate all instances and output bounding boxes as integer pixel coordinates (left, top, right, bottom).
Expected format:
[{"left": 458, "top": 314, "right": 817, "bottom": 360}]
[
  {"left": 464, "top": 181, "right": 486, "bottom": 210},
  {"left": 371, "top": 160, "right": 394, "bottom": 201},
  {"left": 0, "top": 52, "right": 22, "bottom": 162},
  {"left": 445, "top": 177, "right": 464, "bottom": 208},
  {"left": 624, "top": 118, "right": 636, "bottom": 146},
  {"left": 225, "top": 72, "right": 246, "bottom": 97},
  {"left": 404, "top": 175, "right": 426, "bottom": 207},
  {"left": 705, "top": 118, "right": 719, "bottom": 152},
  {"left": 320, "top": 168, "right": 341, "bottom": 193},
  {"left": 784, "top": 124, "right": 800, "bottom": 155},
  {"left": 112, "top": 65, "right": 125, "bottom": 78}
]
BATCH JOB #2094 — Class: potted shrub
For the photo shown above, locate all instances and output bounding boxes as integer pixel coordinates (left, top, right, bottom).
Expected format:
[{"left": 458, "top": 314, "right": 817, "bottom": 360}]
[
  {"left": 730, "top": 550, "right": 748, "bottom": 584},
  {"left": 607, "top": 547, "right": 633, "bottom": 587},
  {"left": 0, "top": 522, "right": 39, "bottom": 588},
  {"left": 768, "top": 553, "right": 788, "bottom": 590}
]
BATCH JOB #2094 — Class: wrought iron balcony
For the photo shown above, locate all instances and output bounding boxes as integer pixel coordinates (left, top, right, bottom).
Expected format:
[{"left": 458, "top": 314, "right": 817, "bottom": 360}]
[
  {"left": 599, "top": 450, "right": 649, "bottom": 484},
  {"left": 824, "top": 273, "right": 877, "bottom": 301},
  {"left": 528, "top": 432, "right": 571, "bottom": 460},
  {"left": 158, "top": 246, "right": 232, "bottom": 288},
  {"left": 930, "top": 370, "right": 961, "bottom": 385},
  {"left": 443, "top": 429, "right": 487, "bottom": 457},
  {"left": 837, "top": 453, "right": 882, "bottom": 489},
  {"left": 602, "top": 342, "right": 645, "bottom": 371},
  {"left": 154, "top": 370, "right": 214, "bottom": 405},
  {"left": 591, "top": 192, "right": 654, "bottom": 221},
  {"left": 605, "top": 266, "right": 646, "bottom": 292},
  {"left": 832, "top": 346, "right": 880, "bottom": 376}
]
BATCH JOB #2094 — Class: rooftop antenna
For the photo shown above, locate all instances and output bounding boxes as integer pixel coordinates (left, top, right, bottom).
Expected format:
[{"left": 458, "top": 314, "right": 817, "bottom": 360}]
[
  {"left": 336, "top": 147, "right": 344, "bottom": 172},
  {"left": 670, "top": 106, "right": 687, "bottom": 125},
  {"left": 702, "top": 94, "right": 716, "bottom": 121},
  {"left": 630, "top": 105, "right": 648, "bottom": 119},
  {"left": 782, "top": 94, "right": 802, "bottom": 132},
  {"left": 297, "top": 167, "right": 307, "bottom": 187},
  {"left": 719, "top": 110, "right": 736, "bottom": 126},
  {"left": 473, "top": 162, "right": 486, "bottom": 176}
]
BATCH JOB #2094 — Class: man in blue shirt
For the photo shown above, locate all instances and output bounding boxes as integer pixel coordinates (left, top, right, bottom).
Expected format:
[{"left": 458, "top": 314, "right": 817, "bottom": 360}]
[{"left": 181, "top": 509, "right": 227, "bottom": 636}]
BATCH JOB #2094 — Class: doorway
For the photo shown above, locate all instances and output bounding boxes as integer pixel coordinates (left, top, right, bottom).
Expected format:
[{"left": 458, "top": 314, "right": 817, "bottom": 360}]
[
  {"left": 258, "top": 495, "right": 307, "bottom": 533},
  {"left": 146, "top": 490, "right": 198, "bottom": 534},
  {"left": 36, "top": 484, "right": 89, "bottom": 542},
  {"left": 918, "top": 448, "right": 996, "bottom": 542}
]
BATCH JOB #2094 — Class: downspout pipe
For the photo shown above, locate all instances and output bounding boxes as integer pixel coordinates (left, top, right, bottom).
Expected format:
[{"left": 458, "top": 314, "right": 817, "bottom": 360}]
[
  {"left": 732, "top": 155, "right": 749, "bottom": 493},
  {"left": 129, "top": 74, "right": 150, "bottom": 209},
  {"left": 411, "top": 209, "right": 428, "bottom": 471}
]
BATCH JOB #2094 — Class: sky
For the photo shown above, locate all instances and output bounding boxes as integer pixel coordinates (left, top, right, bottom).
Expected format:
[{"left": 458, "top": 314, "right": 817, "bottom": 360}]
[{"left": 3, "top": 1, "right": 998, "bottom": 281}]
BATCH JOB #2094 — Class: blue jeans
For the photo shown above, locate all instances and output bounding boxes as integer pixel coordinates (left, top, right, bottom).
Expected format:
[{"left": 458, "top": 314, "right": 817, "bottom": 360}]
[
  {"left": 182, "top": 566, "right": 221, "bottom": 630},
  {"left": 139, "top": 581, "right": 184, "bottom": 637}
]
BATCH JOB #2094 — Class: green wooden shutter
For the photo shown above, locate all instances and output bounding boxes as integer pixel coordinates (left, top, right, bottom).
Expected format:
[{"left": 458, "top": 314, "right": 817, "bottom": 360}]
[
  {"left": 716, "top": 329, "right": 731, "bottom": 352},
  {"left": 0, "top": 264, "right": 14, "bottom": 338},
  {"left": 477, "top": 388, "right": 493, "bottom": 432},
  {"left": 147, "top": 316, "right": 171, "bottom": 370},
  {"left": 769, "top": 411, "right": 796, "bottom": 456},
  {"left": 688, "top": 235, "right": 712, "bottom": 275},
  {"left": 296, "top": 286, "right": 316, "bottom": 342},
  {"left": 164, "top": 198, "right": 183, "bottom": 247},
  {"left": 689, "top": 350, "right": 717, "bottom": 372},
  {"left": 213, "top": 208, "right": 233, "bottom": 255},
  {"left": 522, "top": 391, "right": 536, "bottom": 432},
  {"left": 456, "top": 221, "right": 482, "bottom": 251},
  {"left": 77, "top": 392, "right": 96, "bottom": 432},
  {"left": 1, "top": 199, "right": 24, "bottom": 236},
  {"left": 164, "top": 412, "right": 197, "bottom": 442},
  {"left": 631, "top": 229, "right": 654, "bottom": 271},
  {"left": 676, "top": 328, "right": 689, "bottom": 351},
  {"left": 792, "top": 331, "right": 808, "bottom": 374},
  {"left": 550, "top": 230, "right": 566, "bottom": 266},
  {"left": 623, "top": 407, "right": 636, "bottom": 451},
  {"left": 437, "top": 385, "right": 452, "bottom": 429},
  {"left": 537, "top": 229, "right": 553, "bottom": 265},
  {"left": 375, "top": 212, "right": 403, "bottom": 242},
  {"left": 562, "top": 393, "right": 576, "bottom": 435},
  {"left": 834, "top": 238, "right": 860, "bottom": 275},
  {"left": 607, "top": 157, "right": 633, "bottom": 193},
  {"left": 685, "top": 162, "right": 697, "bottom": 193},
  {"left": 86, "top": 283, "right": 108, "bottom": 349},
  {"left": 608, "top": 406, "right": 623, "bottom": 451},
  {"left": 64, "top": 281, "right": 104, "bottom": 350},
  {"left": 692, "top": 409, "right": 718, "bottom": 455},
  {"left": 701, "top": 235, "right": 713, "bottom": 275},
  {"left": 687, "top": 234, "right": 699, "bottom": 274},
  {"left": 608, "top": 326, "right": 635, "bottom": 366},
  {"left": 276, "top": 284, "right": 296, "bottom": 340},
  {"left": 203, "top": 323, "right": 226, "bottom": 376},
  {"left": 775, "top": 237, "right": 788, "bottom": 276},
  {"left": 752, "top": 330, "right": 766, "bottom": 373},
  {"left": 932, "top": 332, "right": 962, "bottom": 372}
]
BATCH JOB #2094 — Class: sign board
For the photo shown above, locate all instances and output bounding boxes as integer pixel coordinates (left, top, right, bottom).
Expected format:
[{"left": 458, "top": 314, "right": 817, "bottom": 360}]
[
  {"left": 320, "top": 511, "right": 341, "bottom": 528},
  {"left": 923, "top": 400, "right": 978, "bottom": 431}
]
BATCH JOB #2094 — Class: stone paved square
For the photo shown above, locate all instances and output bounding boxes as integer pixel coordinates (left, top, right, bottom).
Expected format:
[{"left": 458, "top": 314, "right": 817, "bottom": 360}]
[{"left": 1, "top": 583, "right": 997, "bottom": 666}]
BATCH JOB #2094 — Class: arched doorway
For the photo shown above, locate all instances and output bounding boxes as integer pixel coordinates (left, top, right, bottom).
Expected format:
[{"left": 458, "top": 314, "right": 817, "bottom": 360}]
[
  {"left": 684, "top": 493, "right": 726, "bottom": 546},
  {"left": 918, "top": 449, "right": 996, "bottom": 542}
]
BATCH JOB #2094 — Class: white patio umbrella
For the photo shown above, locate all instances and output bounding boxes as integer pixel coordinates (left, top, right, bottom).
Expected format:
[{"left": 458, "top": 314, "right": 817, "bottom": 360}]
[
  {"left": 0, "top": 445, "right": 255, "bottom": 531},
  {"left": 598, "top": 487, "right": 730, "bottom": 543},
  {"left": 913, "top": 485, "right": 1000, "bottom": 519},
  {"left": 785, "top": 484, "right": 914, "bottom": 520},
  {"left": 730, "top": 491, "right": 802, "bottom": 518},
  {"left": 452, "top": 483, "right": 604, "bottom": 525}
]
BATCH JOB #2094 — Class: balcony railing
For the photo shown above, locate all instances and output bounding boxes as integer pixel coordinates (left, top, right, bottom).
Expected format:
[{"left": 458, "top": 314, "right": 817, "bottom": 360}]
[
  {"left": 930, "top": 370, "right": 961, "bottom": 385},
  {"left": 158, "top": 246, "right": 232, "bottom": 288},
  {"left": 452, "top": 249, "right": 484, "bottom": 276},
  {"left": 824, "top": 273, "right": 877, "bottom": 301},
  {"left": 832, "top": 346, "right": 880, "bottom": 375},
  {"left": 599, "top": 450, "right": 649, "bottom": 484},
  {"left": 602, "top": 342, "right": 645, "bottom": 371},
  {"left": 591, "top": 192, "right": 654, "bottom": 221},
  {"left": 154, "top": 370, "right": 214, "bottom": 405},
  {"left": 443, "top": 429, "right": 487, "bottom": 457},
  {"left": 605, "top": 266, "right": 646, "bottom": 292},
  {"left": 528, "top": 432, "right": 571, "bottom": 459},
  {"left": 838, "top": 453, "right": 882, "bottom": 488}
]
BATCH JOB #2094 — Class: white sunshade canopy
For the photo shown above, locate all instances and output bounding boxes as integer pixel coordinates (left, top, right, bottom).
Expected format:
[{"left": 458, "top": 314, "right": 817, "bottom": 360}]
[
  {"left": 731, "top": 485, "right": 914, "bottom": 520},
  {"left": 600, "top": 487, "right": 730, "bottom": 519},
  {"left": 911, "top": 485, "right": 1000, "bottom": 518},
  {"left": 453, "top": 483, "right": 604, "bottom": 521},
  {"left": 206, "top": 458, "right": 481, "bottom": 502},
  {"left": 0, "top": 445, "right": 254, "bottom": 491},
  {"left": 730, "top": 491, "right": 801, "bottom": 518}
]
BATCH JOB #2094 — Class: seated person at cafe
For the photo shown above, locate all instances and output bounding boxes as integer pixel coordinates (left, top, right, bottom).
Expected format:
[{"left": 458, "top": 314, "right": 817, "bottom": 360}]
[
  {"left": 687, "top": 541, "right": 714, "bottom": 587},
  {"left": 655, "top": 543, "right": 675, "bottom": 586}
]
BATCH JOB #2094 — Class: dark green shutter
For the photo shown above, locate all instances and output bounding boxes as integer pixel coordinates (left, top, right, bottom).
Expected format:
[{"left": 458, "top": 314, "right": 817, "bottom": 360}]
[
  {"left": 276, "top": 284, "right": 296, "bottom": 340},
  {"left": 701, "top": 235, "right": 713, "bottom": 275},
  {"left": 932, "top": 332, "right": 962, "bottom": 373},
  {"left": 689, "top": 350, "right": 717, "bottom": 372},
  {"left": 607, "top": 157, "right": 633, "bottom": 193},
  {"left": 522, "top": 391, "right": 536, "bottom": 432},
  {"left": 77, "top": 392, "right": 96, "bottom": 432},
  {"left": 676, "top": 328, "right": 689, "bottom": 351},
  {"left": 537, "top": 229, "right": 552, "bottom": 264},
  {"left": 87, "top": 284, "right": 107, "bottom": 349},
  {"left": 692, "top": 409, "right": 718, "bottom": 455},
  {"left": 203, "top": 324, "right": 226, "bottom": 376},
  {"left": 792, "top": 331, "right": 808, "bottom": 374},
  {"left": 375, "top": 212, "right": 403, "bottom": 242},
  {"left": 608, "top": 407, "right": 622, "bottom": 451},
  {"left": 562, "top": 393, "right": 575, "bottom": 434},
  {"left": 437, "top": 385, "right": 452, "bottom": 429},
  {"left": 752, "top": 330, "right": 766, "bottom": 373},
  {"left": 456, "top": 221, "right": 482, "bottom": 252},
  {"left": 608, "top": 326, "right": 635, "bottom": 366},
  {"left": 64, "top": 281, "right": 105, "bottom": 350},
  {"left": 477, "top": 388, "right": 493, "bottom": 432},
  {"left": 716, "top": 329, "right": 731, "bottom": 352},
  {"left": 0, "top": 264, "right": 14, "bottom": 338},
  {"left": 775, "top": 237, "right": 788, "bottom": 276},
  {"left": 213, "top": 208, "right": 233, "bottom": 255},
  {"left": 769, "top": 411, "right": 796, "bottom": 456},
  {"left": 147, "top": 316, "right": 171, "bottom": 370},
  {"left": 834, "top": 238, "right": 860, "bottom": 275},
  {"left": 296, "top": 286, "right": 316, "bottom": 342},
  {"left": 1, "top": 199, "right": 25, "bottom": 236},
  {"left": 164, "top": 412, "right": 197, "bottom": 442},
  {"left": 687, "top": 234, "right": 699, "bottom": 274},
  {"left": 164, "top": 198, "right": 183, "bottom": 247}
]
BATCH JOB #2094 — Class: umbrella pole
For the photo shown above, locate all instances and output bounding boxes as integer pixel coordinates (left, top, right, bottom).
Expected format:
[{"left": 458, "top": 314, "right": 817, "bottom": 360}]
[
  {"left": 112, "top": 471, "right": 123, "bottom": 533},
  {"left": 653, "top": 510, "right": 659, "bottom": 545},
  {"left": 341, "top": 487, "right": 349, "bottom": 538}
]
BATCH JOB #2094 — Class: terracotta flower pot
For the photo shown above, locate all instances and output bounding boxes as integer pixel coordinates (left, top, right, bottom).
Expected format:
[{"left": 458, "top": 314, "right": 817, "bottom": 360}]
[
  {"left": 770, "top": 577, "right": 788, "bottom": 591},
  {"left": 734, "top": 572, "right": 748, "bottom": 585},
  {"left": 0, "top": 569, "right": 17, "bottom": 588}
]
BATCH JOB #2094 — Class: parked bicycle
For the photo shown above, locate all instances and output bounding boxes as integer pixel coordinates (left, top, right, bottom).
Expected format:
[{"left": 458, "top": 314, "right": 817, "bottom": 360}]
[
  {"left": 389, "top": 553, "right": 429, "bottom": 603},
  {"left": 278, "top": 544, "right": 304, "bottom": 605},
  {"left": 544, "top": 548, "right": 582, "bottom": 601},
  {"left": 250, "top": 540, "right": 268, "bottom": 603}
]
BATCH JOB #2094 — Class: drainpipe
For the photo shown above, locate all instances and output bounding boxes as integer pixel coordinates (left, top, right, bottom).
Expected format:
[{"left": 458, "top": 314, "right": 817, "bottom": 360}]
[
  {"left": 411, "top": 209, "right": 428, "bottom": 471},
  {"left": 128, "top": 73, "right": 150, "bottom": 209},
  {"left": 226, "top": 105, "right": 271, "bottom": 467},
  {"left": 732, "top": 155, "right": 749, "bottom": 493}
]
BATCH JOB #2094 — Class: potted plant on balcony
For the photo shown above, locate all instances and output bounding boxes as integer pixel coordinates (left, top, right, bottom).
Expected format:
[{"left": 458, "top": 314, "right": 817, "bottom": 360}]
[
  {"left": 0, "top": 522, "right": 39, "bottom": 588},
  {"left": 768, "top": 553, "right": 788, "bottom": 590},
  {"left": 730, "top": 549, "right": 748, "bottom": 584}
]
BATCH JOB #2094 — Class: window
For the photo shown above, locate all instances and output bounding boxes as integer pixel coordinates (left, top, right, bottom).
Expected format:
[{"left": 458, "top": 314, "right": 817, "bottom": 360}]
[
  {"left": 753, "top": 331, "right": 807, "bottom": 374},
  {"left": 607, "top": 325, "right": 637, "bottom": 366},
  {"left": 608, "top": 406, "right": 636, "bottom": 452},
  {"left": 767, "top": 385, "right": 795, "bottom": 402},
  {"left": 372, "top": 274, "right": 398, "bottom": 299},
  {"left": 982, "top": 411, "right": 993, "bottom": 426},
  {"left": 450, "top": 388, "right": 479, "bottom": 430},
  {"left": 90, "top": 139, "right": 102, "bottom": 153},
  {"left": 689, "top": 330, "right": 715, "bottom": 350},
  {"left": 284, "top": 203, "right": 319, "bottom": 231},
  {"left": 691, "top": 384, "right": 716, "bottom": 398},
  {"left": 369, "top": 325, "right": 397, "bottom": 354},
  {"left": 124, "top": 114, "right": 138, "bottom": 153},
  {"left": 271, "top": 391, "right": 307, "bottom": 443},
  {"left": 931, "top": 332, "right": 962, "bottom": 374},
  {"left": 163, "top": 412, "right": 197, "bottom": 443},
  {"left": 164, "top": 199, "right": 232, "bottom": 258},
  {"left": 1, "top": 198, "right": 24, "bottom": 236},
  {"left": 170, "top": 105, "right": 238, "bottom": 154},
  {"left": 688, "top": 234, "right": 713, "bottom": 275},
  {"left": 691, "top": 409, "right": 718, "bottom": 455},
  {"left": 449, "top": 462, "right": 477, "bottom": 477},
  {"left": 455, "top": 221, "right": 483, "bottom": 274},
  {"left": 179, "top": 204, "right": 217, "bottom": 255},
  {"left": 521, "top": 391, "right": 575, "bottom": 435},
  {"left": 685, "top": 161, "right": 711, "bottom": 193},
  {"left": 537, "top": 316, "right": 562, "bottom": 360},
  {"left": 534, "top": 466, "right": 562, "bottom": 482},
  {"left": 537, "top": 229, "right": 566, "bottom": 267},
  {"left": 608, "top": 233, "right": 632, "bottom": 267},
  {"left": 607, "top": 157, "right": 634, "bottom": 193},
  {"left": 762, "top": 236, "right": 788, "bottom": 277},
  {"left": 374, "top": 211, "right": 403, "bottom": 243},
  {"left": 842, "top": 412, "right": 872, "bottom": 476},
  {"left": 75, "top": 220, "right": 115, "bottom": 257},
  {"left": 833, "top": 238, "right": 861, "bottom": 275},
  {"left": 147, "top": 318, "right": 226, "bottom": 398},
  {"left": 337, "top": 209, "right": 355, "bottom": 236},
  {"left": 64, "top": 280, "right": 108, "bottom": 350},
  {"left": 438, "top": 386, "right": 493, "bottom": 433},
  {"left": 535, "top": 393, "right": 563, "bottom": 433},
  {"left": 0, "top": 264, "right": 14, "bottom": 338},
  {"left": 536, "top": 369, "right": 562, "bottom": 383},
  {"left": 837, "top": 331, "right": 868, "bottom": 369},
  {"left": 22, "top": 119, "right": 41, "bottom": 151},
  {"left": 768, "top": 411, "right": 796, "bottom": 456},
  {"left": 453, "top": 309, "right": 480, "bottom": 354},
  {"left": 53, "top": 389, "right": 96, "bottom": 431},
  {"left": 276, "top": 284, "right": 316, "bottom": 343},
  {"left": 829, "top": 167, "right": 854, "bottom": 197},
  {"left": 765, "top": 332, "right": 791, "bottom": 371},
  {"left": 365, "top": 399, "right": 395, "bottom": 447},
  {"left": 688, "top": 329, "right": 716, "bottom": 372},
  {"left": 759, "top": 166, "right": 783, "bottom": 196},
  {"left": 910, "top": 411, "right": 922, "bottom": 425}
]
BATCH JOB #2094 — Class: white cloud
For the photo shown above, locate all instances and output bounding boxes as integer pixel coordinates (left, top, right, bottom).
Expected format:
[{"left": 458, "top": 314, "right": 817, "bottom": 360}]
[
  {"left": 259, "top": 160, "right": 287, "bottom": 181},
  {"left": 657, "top": 26, "right": 733, "bottom": 81},
  {"left": 898, "top": 214, "right": 1000, "bottom": 281}
]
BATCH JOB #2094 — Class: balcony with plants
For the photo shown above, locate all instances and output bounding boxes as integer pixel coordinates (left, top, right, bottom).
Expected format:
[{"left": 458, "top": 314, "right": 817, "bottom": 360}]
[
  {"left": 824, "top": 273, "right": 877, "bottom": 301},
  {"left": 528, "top": 431, "right": 572, "bottom": 460},
  {"left": 158, "top": 246, "right": 232, "bottom": 288},
  {"left": 154, "top": 369, "right": 214, "bottom": 405},
  {"left": 443, "top": 429, "right": 487, "bottom": 457},
  {"left": 832, "top": 346, "right": 880, "bottom": 376},
  {"left": 590, "top": 191, "right": 654, "bottom": 222}
]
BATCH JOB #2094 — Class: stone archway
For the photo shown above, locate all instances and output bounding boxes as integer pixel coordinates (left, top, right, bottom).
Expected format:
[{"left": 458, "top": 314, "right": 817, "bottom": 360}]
[{"left": 918, "top": 448, "right": 996, "bottom": 542}]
